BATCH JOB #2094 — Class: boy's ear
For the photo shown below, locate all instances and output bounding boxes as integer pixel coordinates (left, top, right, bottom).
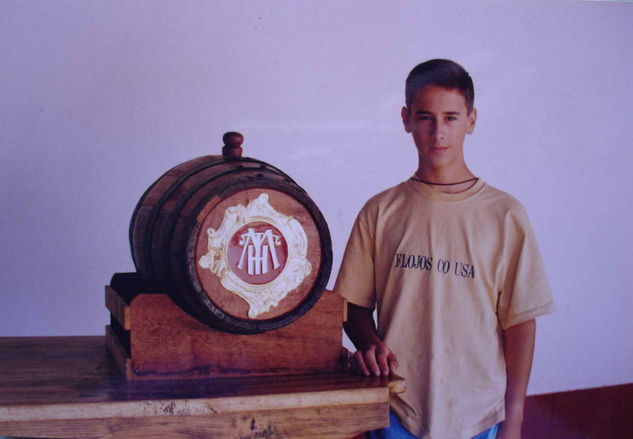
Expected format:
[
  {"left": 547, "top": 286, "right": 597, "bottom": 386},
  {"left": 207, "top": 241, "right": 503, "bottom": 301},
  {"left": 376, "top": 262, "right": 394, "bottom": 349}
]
[
  {"left": 467, "top": 108, "right": 477, "bottom": 134},
  {"left": 401, "top": 106, "right": 412, "bottom": 133}
]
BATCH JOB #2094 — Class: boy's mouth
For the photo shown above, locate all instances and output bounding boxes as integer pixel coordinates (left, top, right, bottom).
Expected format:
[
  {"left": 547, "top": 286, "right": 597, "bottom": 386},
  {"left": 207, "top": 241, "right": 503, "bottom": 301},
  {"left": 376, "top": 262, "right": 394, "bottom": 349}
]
[{"left": 430, "top": 145, "right": 449, "bottom": 152}]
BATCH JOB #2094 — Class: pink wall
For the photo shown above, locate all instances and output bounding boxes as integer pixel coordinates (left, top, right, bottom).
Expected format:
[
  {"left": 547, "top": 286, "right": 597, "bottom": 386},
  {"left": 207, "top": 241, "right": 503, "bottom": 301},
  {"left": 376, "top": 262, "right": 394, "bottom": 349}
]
[{"left": 1, "top": 1, "right": 632, "bottom": 394}]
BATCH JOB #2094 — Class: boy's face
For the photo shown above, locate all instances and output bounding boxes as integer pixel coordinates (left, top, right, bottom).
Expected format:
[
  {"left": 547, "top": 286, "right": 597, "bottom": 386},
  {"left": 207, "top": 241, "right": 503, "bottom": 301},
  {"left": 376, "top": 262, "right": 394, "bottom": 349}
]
[{"left": 401, "top": 85, "right": 476, "bottom": 172}]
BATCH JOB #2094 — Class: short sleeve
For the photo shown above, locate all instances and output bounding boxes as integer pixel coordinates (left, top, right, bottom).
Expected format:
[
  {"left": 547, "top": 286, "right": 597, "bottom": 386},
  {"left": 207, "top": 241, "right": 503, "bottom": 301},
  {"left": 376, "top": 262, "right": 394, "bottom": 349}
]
[
  {"left": 334, "top": 203, "right": 377, "bottom": 309},
  {"left": 497, "top": 206, "right": 555, "bottom": 329}
]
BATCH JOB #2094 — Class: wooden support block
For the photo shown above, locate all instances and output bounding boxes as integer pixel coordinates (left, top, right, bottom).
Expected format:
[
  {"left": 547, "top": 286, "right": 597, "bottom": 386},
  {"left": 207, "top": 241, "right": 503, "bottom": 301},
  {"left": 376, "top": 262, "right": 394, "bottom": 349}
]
[
  {"left": 105, "top": 285, "right": 130, "bottom": 330},
  {"left": 104, "top": 325, "right": 132, "bottom": 379},
  {"left": 105, "top": 273, "right": 345, "bottom": 380}
]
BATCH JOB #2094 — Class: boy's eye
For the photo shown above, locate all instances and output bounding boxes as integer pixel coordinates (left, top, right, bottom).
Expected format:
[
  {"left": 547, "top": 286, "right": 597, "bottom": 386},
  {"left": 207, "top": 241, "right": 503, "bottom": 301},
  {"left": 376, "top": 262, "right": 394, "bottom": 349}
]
[
  {"left": 446, "top": 116, "right": 457, "bottom": 121},
  {"left": 418, "top": 116, "right": 433, "bottom": 121}
]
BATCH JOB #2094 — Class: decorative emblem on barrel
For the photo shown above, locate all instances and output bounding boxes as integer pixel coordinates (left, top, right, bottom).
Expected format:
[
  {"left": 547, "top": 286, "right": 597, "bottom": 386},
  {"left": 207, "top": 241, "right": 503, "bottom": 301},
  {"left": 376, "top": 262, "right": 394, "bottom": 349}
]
[{"left": 198, "top": 193, "right": 312, "bottom": 318}]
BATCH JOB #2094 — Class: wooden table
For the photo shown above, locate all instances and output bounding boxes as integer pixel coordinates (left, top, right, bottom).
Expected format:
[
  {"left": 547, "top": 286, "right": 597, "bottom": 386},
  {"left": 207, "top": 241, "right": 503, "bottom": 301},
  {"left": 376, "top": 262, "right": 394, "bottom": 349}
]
[{"left": 0, "top": 336, "right": 403, "bottom": 439}]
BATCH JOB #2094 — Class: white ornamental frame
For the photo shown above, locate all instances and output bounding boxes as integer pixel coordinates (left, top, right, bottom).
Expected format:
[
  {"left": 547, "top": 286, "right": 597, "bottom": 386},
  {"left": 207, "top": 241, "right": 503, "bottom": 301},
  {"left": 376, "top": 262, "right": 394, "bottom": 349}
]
[{"left": 198, "top": 193, "right": 312, "bottom": 318}]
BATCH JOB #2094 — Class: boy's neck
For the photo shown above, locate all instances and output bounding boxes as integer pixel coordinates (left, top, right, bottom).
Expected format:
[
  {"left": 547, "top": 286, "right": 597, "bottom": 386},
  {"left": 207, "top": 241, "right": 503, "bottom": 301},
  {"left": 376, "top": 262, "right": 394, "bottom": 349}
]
[{"left": 414, "top": 165, "right": 477, "bottom": 194}]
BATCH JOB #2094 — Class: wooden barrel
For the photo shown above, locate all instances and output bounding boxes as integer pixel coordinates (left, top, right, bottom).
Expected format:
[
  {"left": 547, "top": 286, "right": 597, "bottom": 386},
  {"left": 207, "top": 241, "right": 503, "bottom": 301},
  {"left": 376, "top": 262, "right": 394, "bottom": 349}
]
[{"left": 129, "top": 132, "right": 332, "bottom": 334}]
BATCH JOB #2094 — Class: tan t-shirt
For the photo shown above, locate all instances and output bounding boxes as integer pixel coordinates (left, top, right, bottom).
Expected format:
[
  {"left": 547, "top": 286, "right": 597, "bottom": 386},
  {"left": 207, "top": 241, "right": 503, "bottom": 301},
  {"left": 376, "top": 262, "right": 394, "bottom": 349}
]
[{"left": 335, "top": 179, "right": 555, "bottom": 439}]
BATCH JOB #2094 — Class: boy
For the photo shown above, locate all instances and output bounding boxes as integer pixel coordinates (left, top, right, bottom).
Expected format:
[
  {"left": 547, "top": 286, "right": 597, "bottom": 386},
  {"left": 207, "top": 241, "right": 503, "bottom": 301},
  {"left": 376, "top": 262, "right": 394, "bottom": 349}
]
[{"left": 335, "top": 59, "right": 555, "bottom": 439}]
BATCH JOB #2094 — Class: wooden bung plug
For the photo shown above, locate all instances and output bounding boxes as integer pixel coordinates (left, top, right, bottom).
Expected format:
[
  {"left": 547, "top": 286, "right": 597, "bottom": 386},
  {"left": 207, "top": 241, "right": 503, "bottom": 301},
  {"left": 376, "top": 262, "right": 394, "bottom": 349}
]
[{"left": 222, "top": 131, "right": 244, "bottom": 158}]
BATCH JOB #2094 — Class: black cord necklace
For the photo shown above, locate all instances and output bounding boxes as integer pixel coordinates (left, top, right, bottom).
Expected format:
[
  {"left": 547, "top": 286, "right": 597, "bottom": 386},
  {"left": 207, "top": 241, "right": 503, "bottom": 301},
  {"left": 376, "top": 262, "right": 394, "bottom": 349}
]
[{"left": 409, "top": 176, "right": 479, "bottom": 186}]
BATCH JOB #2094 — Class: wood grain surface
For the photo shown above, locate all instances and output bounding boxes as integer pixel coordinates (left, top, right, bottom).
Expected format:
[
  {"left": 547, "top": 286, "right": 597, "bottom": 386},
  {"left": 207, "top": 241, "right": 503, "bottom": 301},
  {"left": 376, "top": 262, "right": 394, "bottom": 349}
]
[{"left": 0, "top": 336, "right": 402, "bottom": 438}]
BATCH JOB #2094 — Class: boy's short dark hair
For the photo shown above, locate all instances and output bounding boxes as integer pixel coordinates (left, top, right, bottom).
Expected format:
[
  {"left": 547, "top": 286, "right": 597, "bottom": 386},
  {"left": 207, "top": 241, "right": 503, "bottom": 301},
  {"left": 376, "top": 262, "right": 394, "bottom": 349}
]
[{"left": 405, "top": 59, "right": 474, "bottom": 113}]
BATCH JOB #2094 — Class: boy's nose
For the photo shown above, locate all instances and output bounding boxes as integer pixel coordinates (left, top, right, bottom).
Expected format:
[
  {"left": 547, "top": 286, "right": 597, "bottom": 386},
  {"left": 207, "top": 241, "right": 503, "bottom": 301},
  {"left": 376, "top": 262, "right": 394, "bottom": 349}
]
[{"left": 436, "top": 123, "right": 447, "bottom": 142}]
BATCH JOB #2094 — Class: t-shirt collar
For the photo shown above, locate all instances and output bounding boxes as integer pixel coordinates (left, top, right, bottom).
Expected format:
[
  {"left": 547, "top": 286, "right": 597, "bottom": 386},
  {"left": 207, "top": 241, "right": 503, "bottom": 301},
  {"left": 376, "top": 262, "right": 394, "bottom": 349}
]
[{"left": 406, "top": 176, "right": 486, "bottom": 202}]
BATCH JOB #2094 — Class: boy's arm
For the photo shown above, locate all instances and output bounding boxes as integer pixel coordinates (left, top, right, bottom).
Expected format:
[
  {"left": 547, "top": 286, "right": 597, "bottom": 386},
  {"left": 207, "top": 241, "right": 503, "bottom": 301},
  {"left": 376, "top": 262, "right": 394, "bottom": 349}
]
[
  {"left": 343, "top": 303, "right": 398, "bottom": 377},
  {"left": 498, "top": 319, "right": 536, "bottom": 439}
]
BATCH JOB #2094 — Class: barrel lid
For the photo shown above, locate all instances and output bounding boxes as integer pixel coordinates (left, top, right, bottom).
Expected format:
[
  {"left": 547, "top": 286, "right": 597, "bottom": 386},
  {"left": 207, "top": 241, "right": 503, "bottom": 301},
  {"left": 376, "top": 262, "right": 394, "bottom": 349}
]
[{"left": 194, "top": 188, "right": 322, "bottom": 323}]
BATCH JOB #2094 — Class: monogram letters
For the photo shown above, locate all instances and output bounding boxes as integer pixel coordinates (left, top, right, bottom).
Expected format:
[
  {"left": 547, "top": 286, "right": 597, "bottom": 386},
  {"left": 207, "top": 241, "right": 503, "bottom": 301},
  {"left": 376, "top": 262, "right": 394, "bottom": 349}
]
[{"left": 237, "top": 228, "right": 282, "bottom": 276}]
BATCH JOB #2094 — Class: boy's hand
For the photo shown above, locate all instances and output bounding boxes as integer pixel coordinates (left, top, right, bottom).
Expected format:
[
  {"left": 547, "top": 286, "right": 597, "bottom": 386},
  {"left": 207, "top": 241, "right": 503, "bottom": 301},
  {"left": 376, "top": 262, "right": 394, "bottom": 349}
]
[
  {"left": 349, "top": 342, "right": 398, "bottom": 377},
  {"left": 342, "top": 302, "right": 398, "bottom": 376}
]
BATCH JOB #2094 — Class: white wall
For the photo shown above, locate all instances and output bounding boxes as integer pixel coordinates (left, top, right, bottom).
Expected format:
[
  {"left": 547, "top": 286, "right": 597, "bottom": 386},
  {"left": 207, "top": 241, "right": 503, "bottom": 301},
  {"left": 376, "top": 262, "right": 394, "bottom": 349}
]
[{"left": 1, "top": 0, "right": 632, "bottom": 395}]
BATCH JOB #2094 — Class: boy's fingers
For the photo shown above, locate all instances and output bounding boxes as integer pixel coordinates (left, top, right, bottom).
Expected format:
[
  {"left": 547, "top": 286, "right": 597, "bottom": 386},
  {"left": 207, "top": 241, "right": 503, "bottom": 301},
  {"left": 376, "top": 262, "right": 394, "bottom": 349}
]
[
  {"left": 376, "top": 349, "right": 390, "bottom": 375},
  {"left": 388, "top": 356, "right": 399, "bottom": 374},
  {"left": 363, "top": 347, "right": 381, "bottom": 376},
  {"left": 351, "top": 345, "right": 396, "bottom": 377},
  {"left": 351, "top": 351, "right": 370, "bottom": 376}
]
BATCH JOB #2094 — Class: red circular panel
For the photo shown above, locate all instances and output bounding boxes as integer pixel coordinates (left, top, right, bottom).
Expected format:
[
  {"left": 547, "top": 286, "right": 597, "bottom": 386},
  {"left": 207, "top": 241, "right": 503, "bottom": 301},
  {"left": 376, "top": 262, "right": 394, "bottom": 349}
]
[{"left": 226, "top": 221, "right": 288, "bottom": 285}]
